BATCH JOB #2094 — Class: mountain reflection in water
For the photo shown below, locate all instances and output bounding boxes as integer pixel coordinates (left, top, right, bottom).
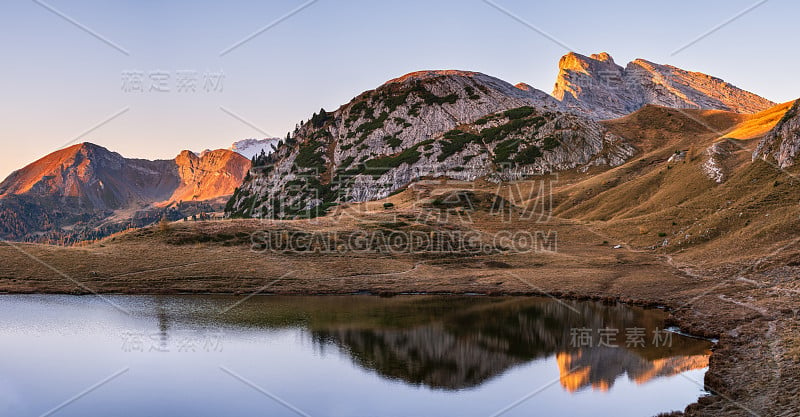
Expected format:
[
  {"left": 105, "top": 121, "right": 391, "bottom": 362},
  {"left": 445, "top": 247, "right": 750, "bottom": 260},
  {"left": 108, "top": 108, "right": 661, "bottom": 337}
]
[{"left": 214, "top": 295, "right": 712, "bottom": 392}]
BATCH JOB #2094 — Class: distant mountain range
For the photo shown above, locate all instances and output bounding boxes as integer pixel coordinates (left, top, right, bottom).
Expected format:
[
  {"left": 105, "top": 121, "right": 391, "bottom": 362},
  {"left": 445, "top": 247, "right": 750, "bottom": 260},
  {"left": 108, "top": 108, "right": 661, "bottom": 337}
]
[
  {"left": 1, "top": 51, "right": 791, "bottom": 241},
  {"left": 0, "top": 143, "right": 249, "bottom": 243}
]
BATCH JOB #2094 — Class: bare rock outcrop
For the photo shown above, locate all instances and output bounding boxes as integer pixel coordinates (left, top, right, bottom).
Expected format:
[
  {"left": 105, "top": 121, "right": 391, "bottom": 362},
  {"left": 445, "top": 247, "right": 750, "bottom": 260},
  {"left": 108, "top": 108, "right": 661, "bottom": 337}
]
[
  {"left": 553, "top": 52, "right": 776, "bottom": 120},
  {"left": 753, "top": 99, "right": 800, "bottom": 169}
]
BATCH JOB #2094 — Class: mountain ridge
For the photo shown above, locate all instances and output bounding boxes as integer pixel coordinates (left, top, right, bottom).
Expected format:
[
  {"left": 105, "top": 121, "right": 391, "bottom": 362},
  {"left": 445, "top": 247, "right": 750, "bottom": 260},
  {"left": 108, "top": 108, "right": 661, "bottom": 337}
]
[
  {"left": 0, "top": 142, "right": 249, "bottom": 243},
  {"left": 553, "top": 52, "right": 776, "bottom": 119}
]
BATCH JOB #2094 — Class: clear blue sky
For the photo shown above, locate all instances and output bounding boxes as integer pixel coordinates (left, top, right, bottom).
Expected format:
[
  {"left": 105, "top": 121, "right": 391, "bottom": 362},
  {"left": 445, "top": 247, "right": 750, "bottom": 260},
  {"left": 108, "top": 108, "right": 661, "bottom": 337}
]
[{"left": 0, "top": 0, "right": 796, "bottom": 179}]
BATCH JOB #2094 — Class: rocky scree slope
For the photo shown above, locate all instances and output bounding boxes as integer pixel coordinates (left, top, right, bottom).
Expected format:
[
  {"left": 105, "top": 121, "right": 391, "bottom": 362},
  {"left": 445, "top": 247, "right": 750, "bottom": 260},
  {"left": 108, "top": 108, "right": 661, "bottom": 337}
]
[
  {"left": 553, "top": 52, "right": 776, "bottom": 120},
  {"left": 226, "top": 71, "right": 634, "bottom": 219}
]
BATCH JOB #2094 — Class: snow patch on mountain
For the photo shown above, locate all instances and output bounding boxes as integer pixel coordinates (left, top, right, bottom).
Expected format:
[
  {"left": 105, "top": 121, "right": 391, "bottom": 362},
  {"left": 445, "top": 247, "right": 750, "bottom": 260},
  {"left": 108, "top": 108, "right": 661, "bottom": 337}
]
[{"left": 230, "top": 138, "right": 281, "bottom": 160}]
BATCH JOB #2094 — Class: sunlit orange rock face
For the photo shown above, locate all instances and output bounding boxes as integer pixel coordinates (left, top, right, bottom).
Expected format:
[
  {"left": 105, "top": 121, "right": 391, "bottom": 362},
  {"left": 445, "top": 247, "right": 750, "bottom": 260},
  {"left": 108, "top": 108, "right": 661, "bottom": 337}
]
[
  {"left": 0, "top": 143, "right": 250, "bottom": 241},
  {"left": 0, "top": 143, "right": 249, "bottom": 210},
  {"left": 556, "top": 349, "right": 711, "bottom": 392},
  {"left": 0, "top": 143, "right": 180, "bottom": 209},
  {"left": 169, "top": 149, "right": 250, "bottom": 204}
]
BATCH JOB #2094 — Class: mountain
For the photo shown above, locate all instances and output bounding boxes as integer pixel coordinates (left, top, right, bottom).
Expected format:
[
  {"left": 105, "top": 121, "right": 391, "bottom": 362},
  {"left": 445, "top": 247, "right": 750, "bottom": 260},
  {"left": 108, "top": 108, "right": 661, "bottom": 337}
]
[
  {"left": 0, "top": 143, "right": 178, "bottom": 210},
  {"left": 754, "top": 99, "right": 800, "bottom": 168},
  {"left": 170, "top": 149, "right": 250, "bottom": 204},
  {"left": 553, "top": 52, "right": 776, "bottom": 119},
  {"left": 225, "top": 70, "right": 631, "bottom": 219},
  {"left": 0, "top": 143, "right": 249, "bottom": 243},
  {"left": 230, "top": 138, "right": 281, "bottom": 160}
]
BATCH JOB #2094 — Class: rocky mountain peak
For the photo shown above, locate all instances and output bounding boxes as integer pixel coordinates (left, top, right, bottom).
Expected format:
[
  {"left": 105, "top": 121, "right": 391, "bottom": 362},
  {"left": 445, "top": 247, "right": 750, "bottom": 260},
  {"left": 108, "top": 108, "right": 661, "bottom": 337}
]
[
  {"left": 590, "top": 52, "right": 615, "bottom": 64},
  {"left": 553, "top": 52, "right": 775, "bottom": 120},
  {"left": 170, "top": 149, "right": 249, "bottom": 204},
  {"left": 0, "top": 143, "right": 250, "bottom": 242},
  {"left": 514, "top": 83, "right": 534, "bottom": 91},
  {"left": 382, "top": 70, "right": 481, "bottom": 86}
]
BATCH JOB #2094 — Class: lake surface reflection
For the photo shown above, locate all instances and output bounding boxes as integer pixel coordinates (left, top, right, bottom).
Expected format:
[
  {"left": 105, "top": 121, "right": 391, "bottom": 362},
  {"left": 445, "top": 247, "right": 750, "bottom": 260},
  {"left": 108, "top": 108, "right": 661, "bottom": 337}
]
[{"left": 0, "top": 295, "right": 712, "bottom": 416}]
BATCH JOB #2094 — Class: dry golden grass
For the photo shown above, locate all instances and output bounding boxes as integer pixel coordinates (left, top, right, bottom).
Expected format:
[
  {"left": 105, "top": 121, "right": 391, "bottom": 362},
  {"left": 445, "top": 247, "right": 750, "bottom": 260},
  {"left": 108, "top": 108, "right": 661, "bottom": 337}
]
[{"left": 723, "top": 101, "right": 795, "bottom": 141}]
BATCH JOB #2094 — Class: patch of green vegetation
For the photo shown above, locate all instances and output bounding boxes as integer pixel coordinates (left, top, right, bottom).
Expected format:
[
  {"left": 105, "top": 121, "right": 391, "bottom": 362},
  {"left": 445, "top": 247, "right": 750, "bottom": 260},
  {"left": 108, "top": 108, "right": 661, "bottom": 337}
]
[
  {"left": 542, "top": 135, "right": 560, "bottom": 151},
  {"left": 438, "top": 129, "right": 482, "bottom": 162},
  {"left": 513, "top": 145, "right": 542, "bottom": 164},
  {"left": 224, "top": 188, "right": 242, "bottom": 214},
  {"left": 385, "top": 93, "right": 412, "bottom": 113},
  {"left": 408, "top": 102, "right": 422, "bottom": 117},
  {"left": 480, "top": 116, "right": 546, "bottom": 143},
  {"left": 346, "top": 100, "right": 370, "bottom": 124},
  {"left": 340, "top": 156, "right": 355, "bottom": 168},
  {"left": 294, "top": 139, "right": 326, "bottom": 169},
  {"left": 411, "top": 82, "right": 458, "bottom": 105},
  {"left": 363, "top": 147, "right": 422, "bottom": 177},
  {"left": 383, "top": 202, "right": 395, "bottom": 209},
  {"left": 493, "top": 139, "right": 520, "bottom": 165},
  {"left": 384, "top": 135, "right": 403, "bottom": 148},
  {"left": 356, "top": 111, "right": 389, "bottom": 138},
  {"left": 503, "top": 106, "right": 536, "bottom": 120},
  {"left": 309, "top": 108, "right": 331, "bottom": 128},
  {"left": 464, "top": 86, "right": 480, "bottom": 100}
]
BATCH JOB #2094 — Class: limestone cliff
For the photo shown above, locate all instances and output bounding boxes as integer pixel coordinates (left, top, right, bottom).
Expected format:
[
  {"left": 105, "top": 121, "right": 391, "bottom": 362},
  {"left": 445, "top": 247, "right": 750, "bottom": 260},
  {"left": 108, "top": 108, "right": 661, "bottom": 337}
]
[{"left": 553, "top": 52, "right": 775, "bottom": 120}]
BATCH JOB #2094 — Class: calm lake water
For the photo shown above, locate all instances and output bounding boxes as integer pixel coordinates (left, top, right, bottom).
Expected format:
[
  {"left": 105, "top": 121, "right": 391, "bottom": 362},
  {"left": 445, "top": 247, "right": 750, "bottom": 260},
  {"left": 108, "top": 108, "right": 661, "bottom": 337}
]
[{"left": 0, "top": 295, "right": 712, "bottom": 417}]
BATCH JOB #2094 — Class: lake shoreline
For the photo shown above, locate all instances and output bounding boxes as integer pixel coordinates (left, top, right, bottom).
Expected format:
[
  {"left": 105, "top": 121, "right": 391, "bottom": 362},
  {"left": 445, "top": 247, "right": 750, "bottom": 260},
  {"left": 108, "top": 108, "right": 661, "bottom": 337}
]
[{"left": 0, "top": 217, "right": 796, "bottom": 416}]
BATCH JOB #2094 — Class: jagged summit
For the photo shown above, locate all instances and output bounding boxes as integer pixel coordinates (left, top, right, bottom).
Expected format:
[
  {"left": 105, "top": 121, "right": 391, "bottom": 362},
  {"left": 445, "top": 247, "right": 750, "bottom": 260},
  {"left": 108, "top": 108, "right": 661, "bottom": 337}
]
[
  {"left": 553, "top": 52, "right": 775, "bottom": 119},
  {"left": 590, "top": 52, "right": 614, "bottom": 63}
]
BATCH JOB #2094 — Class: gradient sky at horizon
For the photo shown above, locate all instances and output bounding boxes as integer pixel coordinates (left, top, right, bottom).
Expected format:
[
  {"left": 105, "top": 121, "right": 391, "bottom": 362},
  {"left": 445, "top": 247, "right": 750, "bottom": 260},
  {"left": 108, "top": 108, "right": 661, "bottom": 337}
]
[{"left": 0, "top": 0, "right": 796, "bottom": 180}]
